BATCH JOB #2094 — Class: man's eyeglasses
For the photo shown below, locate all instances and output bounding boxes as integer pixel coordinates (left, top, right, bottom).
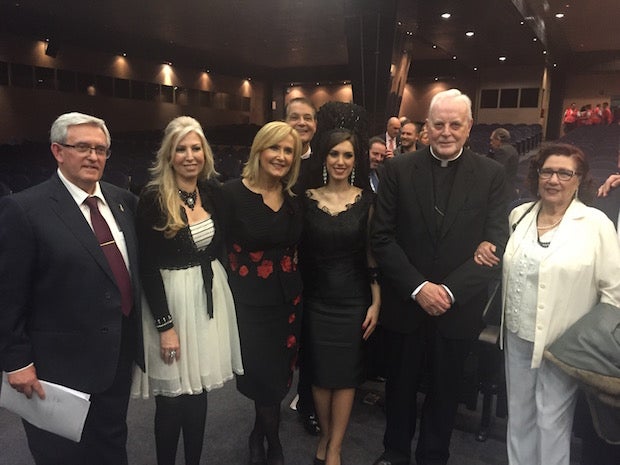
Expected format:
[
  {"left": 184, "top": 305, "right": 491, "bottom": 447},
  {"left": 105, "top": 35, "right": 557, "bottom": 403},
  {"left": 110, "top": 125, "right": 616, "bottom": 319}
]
[
  {"left": 60, "top": 143, "right": 111, "bottom": 159},
  {"left": 537, "top": 168, "right": 579, "bottom": 181}
]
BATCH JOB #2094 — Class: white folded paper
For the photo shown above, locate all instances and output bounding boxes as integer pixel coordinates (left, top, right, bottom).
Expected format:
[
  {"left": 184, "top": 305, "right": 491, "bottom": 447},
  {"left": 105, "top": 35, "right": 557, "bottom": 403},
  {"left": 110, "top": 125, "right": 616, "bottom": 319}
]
[{"left": 0, "top": 372, "right": 91, "bottom": 442}]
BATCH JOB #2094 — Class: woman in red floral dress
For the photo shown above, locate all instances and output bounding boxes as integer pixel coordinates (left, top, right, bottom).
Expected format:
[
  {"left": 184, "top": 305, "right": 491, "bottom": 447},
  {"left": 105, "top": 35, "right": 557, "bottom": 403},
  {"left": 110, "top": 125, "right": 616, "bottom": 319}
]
[{"left": 222, "top": 121, "right": 303, "bottom": 465}]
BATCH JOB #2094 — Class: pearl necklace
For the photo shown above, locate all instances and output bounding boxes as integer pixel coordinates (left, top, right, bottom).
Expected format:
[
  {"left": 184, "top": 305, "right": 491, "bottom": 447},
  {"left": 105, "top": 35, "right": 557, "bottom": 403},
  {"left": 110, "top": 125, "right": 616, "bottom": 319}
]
[{"left": 536, "top": 217, "right": 562, "bottom": 230}]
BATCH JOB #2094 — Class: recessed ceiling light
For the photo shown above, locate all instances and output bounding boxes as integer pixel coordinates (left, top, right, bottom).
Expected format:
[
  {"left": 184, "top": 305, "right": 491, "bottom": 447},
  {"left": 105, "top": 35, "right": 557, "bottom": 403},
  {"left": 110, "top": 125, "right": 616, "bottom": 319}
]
[
  {"left": 441, "top": 12, "right": 451, "bottom": 19},
  {"left": 452, "top": 56, "right": 457, "bottom": 60},
  {"left": 553, "top": 63, "right": 558, "bottom": 67},
  {"left": 499, "top": 56, "right": 507, "bottom": 62},
  {"left": 473, "top": 67, "right": 478, "bottom": 71},
  {"left": 520, "top": 20, "right": 525, "bottom": 25},
  {"left": 465, "top": 31, "right": 474, "bottom": 37},
  {"left": 543, "top": 50, "right": 547, "bottom": 55},
  {"left": 555, "top": 13, "right": 565, "bottom": 18},
  {"left": 434, "top": 77, "right": 439, "bottom": 81},
  {"left": 432, "top": 44, "right": 437, "bottom": 49},
  {"left": 533, "top": 37, "right": 538, "bottom": 42}
]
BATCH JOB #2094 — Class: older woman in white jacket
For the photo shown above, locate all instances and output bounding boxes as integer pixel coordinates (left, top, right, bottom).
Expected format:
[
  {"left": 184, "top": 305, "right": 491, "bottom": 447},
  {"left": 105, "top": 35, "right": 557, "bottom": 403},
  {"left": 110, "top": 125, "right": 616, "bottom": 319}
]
[{"left": 475, "top": 142, "right": 620, "bottom": 465}]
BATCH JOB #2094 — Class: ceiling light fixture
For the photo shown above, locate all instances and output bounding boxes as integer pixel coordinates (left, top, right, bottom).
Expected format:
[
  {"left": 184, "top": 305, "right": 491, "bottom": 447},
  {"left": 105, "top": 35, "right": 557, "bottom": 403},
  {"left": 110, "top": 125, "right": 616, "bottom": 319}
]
[
  {"left": 452, "top": 56, "right": 457, "bottom": 60},
  {"left": 465, "top": 31, "right": 474, "bottom": 37},
  {"left": 499, "top": 56, "right": 507, "bottom": 62},
  {"left": 432, "top": 44, "right": 437, "bottom": 49},
  {"left": 441, "top": 12, "right": 451, "bottom": 19},
  {"left": 555, "top": 13, "right": 565, "bottom": 18},
  {"left": 473, "top": 67, "right": 478, "bottom": 71}
]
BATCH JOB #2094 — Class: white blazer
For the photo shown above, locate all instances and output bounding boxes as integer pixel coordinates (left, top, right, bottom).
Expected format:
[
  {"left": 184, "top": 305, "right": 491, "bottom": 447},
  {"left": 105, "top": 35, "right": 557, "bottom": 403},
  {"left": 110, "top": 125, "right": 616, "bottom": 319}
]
[{"left": 501, "top": 199, "right": 620, "bottom": 368}]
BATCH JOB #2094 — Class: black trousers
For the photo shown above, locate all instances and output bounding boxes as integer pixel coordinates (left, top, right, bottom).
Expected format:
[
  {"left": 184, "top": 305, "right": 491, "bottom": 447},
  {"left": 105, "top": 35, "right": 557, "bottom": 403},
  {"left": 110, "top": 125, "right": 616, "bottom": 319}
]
[
  {"left": 382, "top": 323, "right": 473, "bottom": 465},
  {"left": 24, "top": 318, "right": 135, "bottom": 465}
]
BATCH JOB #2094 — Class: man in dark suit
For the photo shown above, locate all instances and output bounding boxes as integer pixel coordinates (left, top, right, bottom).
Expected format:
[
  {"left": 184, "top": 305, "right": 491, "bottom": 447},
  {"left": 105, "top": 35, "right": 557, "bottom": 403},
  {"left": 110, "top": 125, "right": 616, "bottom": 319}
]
[
  {"left": 371, "top": 89, "right": 508, "bottom": 465},
  {"left": 488, "top": 127, "right": 519, "bottom": 200},
  {"left": 374, "top": 117, "right": 401, "bottom": 159},
  {"left": 286, "top": 97, "right": 322, "bottom": 435},
  {"left": 0, "top": 112, "right": 144, "bottom": 465},
  {"left": 369, "top": 136, "right": 387, "bottom": 193}
]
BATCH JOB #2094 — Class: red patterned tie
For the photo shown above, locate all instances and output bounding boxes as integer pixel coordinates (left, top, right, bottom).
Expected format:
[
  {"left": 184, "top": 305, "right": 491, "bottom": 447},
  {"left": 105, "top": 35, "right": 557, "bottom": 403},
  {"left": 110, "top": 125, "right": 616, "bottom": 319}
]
[{"left": 84, "top": 197, "right": 133, "bottom": 316}]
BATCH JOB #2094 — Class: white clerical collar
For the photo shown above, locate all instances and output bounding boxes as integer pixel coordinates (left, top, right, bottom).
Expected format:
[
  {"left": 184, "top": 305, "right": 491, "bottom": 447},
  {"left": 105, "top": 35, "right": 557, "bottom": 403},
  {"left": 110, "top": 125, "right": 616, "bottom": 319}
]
[
  {"left": 300, "top": 146, "right": 312, "bottom": 160},
  {"left": 429, "top": 147, "right": 463, "bottom": 167}
]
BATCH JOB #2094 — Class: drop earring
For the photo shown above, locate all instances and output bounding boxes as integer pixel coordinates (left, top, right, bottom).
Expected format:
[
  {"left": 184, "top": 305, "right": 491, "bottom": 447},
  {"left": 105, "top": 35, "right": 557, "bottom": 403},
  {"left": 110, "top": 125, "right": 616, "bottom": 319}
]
[
  {"left": 350, "top": 167, "right": 356, "bottom": 185},
  {"left": 322, "top": 163, "right": 327, "bottom": 185}
]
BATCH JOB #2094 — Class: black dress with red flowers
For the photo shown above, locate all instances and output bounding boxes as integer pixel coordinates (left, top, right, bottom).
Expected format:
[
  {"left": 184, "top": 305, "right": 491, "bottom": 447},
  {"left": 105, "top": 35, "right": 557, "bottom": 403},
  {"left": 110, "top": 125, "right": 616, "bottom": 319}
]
[{"left": 221, "top": 178, "right": 303, "bottom": 403}]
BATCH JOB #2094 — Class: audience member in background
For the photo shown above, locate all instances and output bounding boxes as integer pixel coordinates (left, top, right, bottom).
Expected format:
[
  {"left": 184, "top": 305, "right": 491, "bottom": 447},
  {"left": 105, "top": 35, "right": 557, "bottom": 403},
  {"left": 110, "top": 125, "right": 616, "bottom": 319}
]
[
  {"left": 222, "top": 122, "right": 303, "bottom": 465},
  {"left": 399, "top": 116, "right": 411, "bottom": 127},
  {"left": 284, "top": 97, "right": 321, "bottom": 436},
  {"left": 132, "top": 116, "right": 243, "bottom": 465},
  {"left": 375, "top": 117, "right": 401, "bottom": 159},
  {"left": 578, "top": 104, "right": 593, "bottom": 127},
  {"left": 394, "top": 122, "right": 425, "bottom": 155},
  {"left": 602, "top": 102, "right": 613, "bottom": 125},
  {"left": 0, "top": 112, "right": 144, "bottom": 465},
  {"left": 590, "top": 104, "right": 603, "bottom": 125},
  {"left": 563, "top": 102, "right": 579, "bottom": 133},
  {"left": 371, "top": 89, "right": 508, "bottom": 465},
  {"left": 418, "top": 124, "right": 430, "bottom": 146},
  {"left": 488, "top": 128, "right": 519, "bottom": 201},
  {"left": 476, "top": 142, "right": 620, "bottom": 465},
  {"left": 368, "top": 136, "right": 387, "bottom": 193},
  {"left": 300, "top": 129, "right": 379, "bottom": 465}
]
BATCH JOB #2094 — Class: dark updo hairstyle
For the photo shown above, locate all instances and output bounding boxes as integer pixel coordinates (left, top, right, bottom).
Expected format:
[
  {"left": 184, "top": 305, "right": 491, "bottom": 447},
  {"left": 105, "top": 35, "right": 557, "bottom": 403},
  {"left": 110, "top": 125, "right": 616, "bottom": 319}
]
[
  {"left": 526, "top": 142, "right": 594, "bottom": 204},
  {"left": 317, "top": 128, "right": 370, "bottom": 191}
]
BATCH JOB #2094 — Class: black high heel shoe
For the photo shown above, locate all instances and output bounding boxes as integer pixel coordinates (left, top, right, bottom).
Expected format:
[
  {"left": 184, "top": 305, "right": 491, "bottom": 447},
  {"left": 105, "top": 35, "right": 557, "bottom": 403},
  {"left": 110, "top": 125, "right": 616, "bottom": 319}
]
[
  {"left": 249, "top": 430, "right": 266, "bottom": 465},
  {"left": 313, "top": 457, "right": 326, "bottom": 465}
]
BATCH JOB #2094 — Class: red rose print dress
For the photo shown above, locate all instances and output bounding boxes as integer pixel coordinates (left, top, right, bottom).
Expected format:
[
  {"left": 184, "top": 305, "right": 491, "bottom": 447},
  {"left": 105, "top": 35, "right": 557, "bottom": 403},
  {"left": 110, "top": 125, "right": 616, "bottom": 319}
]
[{"left": 222, "top": 179, "right": 303, "bottom": 403}]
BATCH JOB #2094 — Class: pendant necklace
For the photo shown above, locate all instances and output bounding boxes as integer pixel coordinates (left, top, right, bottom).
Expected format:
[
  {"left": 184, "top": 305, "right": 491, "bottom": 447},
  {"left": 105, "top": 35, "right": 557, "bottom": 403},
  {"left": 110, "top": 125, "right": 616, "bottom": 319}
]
[{"left": 178, "top": 188, "right": 197, "bottom": 210}]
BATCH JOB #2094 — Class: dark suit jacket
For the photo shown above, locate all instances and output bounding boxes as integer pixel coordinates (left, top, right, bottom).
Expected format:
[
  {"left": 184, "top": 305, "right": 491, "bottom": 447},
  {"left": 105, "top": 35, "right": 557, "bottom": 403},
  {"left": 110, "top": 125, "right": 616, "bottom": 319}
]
[
  {"left": 594, "top": 187, "right": 620, "bottom": 229},
  {"left": 0, "top": 174, "right": 144, "bottom": 393},
  {"left": 489, "top": 142, "right": 519, "bottom": 199},
  {"left": 371, "top": 148, "right": 509, "bottom": 339}
]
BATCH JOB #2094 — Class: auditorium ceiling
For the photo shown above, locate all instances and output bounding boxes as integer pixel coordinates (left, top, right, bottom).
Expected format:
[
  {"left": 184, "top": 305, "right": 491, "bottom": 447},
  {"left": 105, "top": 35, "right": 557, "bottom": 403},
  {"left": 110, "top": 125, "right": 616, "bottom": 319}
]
[{"left": 1, "top": 0, "right": 618, "bottom": 81}]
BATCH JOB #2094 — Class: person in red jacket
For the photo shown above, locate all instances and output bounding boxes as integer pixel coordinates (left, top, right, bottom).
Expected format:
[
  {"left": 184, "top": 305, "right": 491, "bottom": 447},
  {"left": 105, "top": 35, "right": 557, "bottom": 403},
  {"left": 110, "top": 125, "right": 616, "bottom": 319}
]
[{"left": 563, "top": 102, "right": 579, "bottom": 132}]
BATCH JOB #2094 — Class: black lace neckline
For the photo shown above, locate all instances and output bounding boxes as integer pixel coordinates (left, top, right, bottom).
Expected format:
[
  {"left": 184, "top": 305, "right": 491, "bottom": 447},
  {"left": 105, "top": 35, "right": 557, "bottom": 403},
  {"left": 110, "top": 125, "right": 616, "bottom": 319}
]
[{"left": 307, "top": 189, "right": 363, "bottom": 217}]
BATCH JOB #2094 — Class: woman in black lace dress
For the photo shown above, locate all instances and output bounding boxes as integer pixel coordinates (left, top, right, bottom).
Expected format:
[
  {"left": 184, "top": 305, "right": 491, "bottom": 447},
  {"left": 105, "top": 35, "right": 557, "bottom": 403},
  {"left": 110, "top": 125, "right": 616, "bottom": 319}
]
[{"left": 300, "top": 129, "right": 380, "bottom": 465}]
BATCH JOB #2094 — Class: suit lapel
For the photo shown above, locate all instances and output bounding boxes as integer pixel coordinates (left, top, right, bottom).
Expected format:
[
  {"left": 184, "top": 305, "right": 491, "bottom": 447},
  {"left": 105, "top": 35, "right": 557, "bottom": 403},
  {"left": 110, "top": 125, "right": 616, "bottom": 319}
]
[
  {"left": 439, "top": 150, "right": 475, "bottom": 239},
  {"left": 47, "top": 175, "right": 116, "bottom": 282}
]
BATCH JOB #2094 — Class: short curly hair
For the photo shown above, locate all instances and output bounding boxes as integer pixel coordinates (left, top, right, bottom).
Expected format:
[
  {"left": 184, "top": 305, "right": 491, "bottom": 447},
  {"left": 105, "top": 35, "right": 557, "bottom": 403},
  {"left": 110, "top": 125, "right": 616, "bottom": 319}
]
[{"left": 526, "top": 142, "right": 594, "bottom": 204}]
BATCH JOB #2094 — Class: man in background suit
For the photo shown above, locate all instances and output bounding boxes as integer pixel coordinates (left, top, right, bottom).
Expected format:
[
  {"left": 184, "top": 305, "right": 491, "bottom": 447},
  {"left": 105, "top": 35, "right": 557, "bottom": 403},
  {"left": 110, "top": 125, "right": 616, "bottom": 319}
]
[
  {"left": 488, "top": 127, "right": 519, "bottom": 200},
  {"left": 369, "top": 136, "right": 387, "bottom": 193},
  {"left": 375, "top": 117, "right": 401, "bottom": 159},
  {"left": 371, "top": 89, "right": 508, "bottom": 465},
  {"left": 0, "top": 112, "right": 144, "bottom": 465},
  {"left": 285, "top": 97, "right": 322, "bottom": 436}
]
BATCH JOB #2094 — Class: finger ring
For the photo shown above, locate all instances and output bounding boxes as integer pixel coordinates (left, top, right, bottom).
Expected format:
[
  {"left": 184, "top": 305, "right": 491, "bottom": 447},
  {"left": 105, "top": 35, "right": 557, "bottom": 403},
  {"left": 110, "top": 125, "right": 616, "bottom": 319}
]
[
  {"left": 169, "top": 350, "right": 176, "bottom": 359},
  {"left": 477, "top": 254, "right": 482, "bottom": 258}
]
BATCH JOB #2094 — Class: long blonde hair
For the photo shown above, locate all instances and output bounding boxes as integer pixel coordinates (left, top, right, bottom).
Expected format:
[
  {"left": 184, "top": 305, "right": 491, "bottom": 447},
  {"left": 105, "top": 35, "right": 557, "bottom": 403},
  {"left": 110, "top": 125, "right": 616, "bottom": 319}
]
[
  {"left": 242, "top": 121, "right": 301, "bottom": 195},
  {"left": 147, "top": 116, "right": 217, "bottom": 237}
]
